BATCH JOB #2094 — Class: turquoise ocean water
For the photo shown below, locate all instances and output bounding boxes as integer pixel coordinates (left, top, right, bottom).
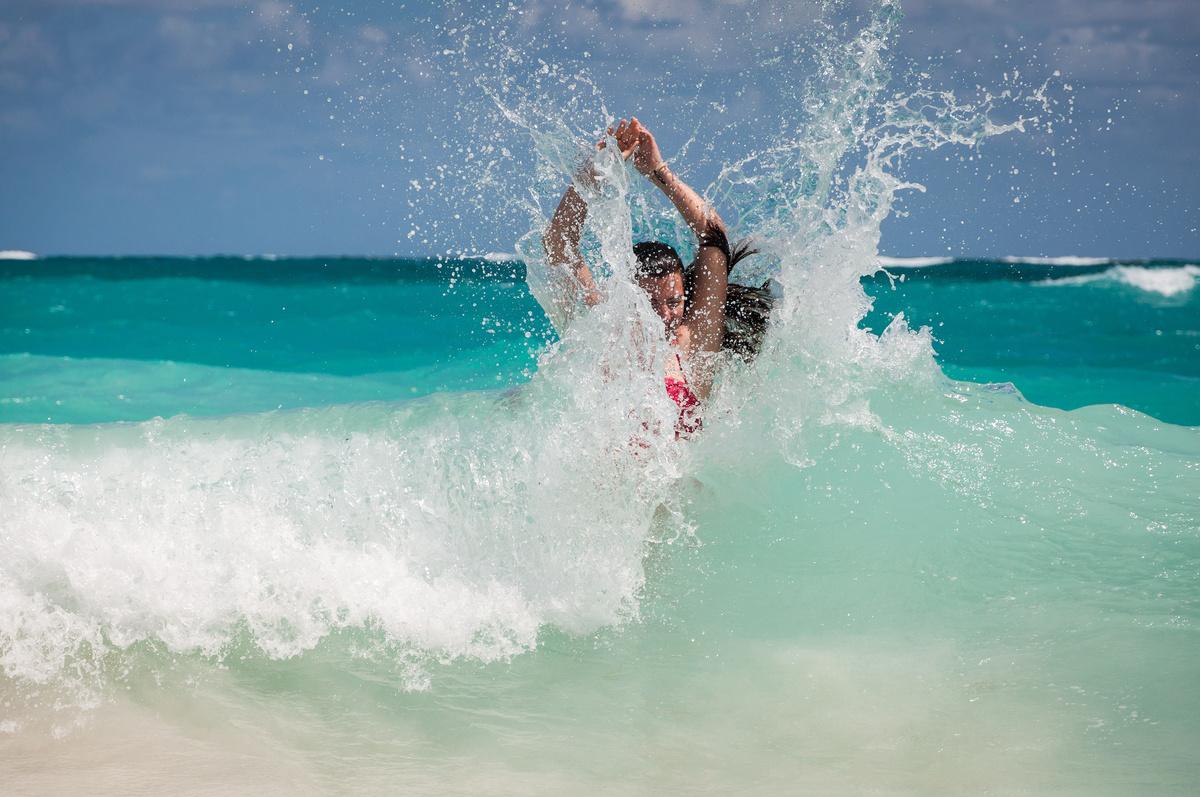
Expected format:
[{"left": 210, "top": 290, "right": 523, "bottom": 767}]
[
  {"left": 1, "top": 253, "right": 1196, "bottom": 794},
  {"left": 1, "top": 255, "right": 1196, "bottom": 427},
  {"left": 3, "top": 4, "right": 1199, "bottom": 791}
]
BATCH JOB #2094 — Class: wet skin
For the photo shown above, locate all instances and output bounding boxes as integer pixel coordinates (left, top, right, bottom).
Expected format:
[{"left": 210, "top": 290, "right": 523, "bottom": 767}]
[{"left": 637, "top": 272, "right": 685, "bottom": 337}]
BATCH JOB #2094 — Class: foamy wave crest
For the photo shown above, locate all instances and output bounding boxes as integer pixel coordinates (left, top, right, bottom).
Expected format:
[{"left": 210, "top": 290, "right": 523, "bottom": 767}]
[
  {"left": 877, "top": 256, "right": 954, "bottom": 268},
  {"left": 1036, "top": 265, "right": 1199, "bottom": 297},
  {"left": 0, "top": 250, "right": 37, "bottom": 260},
  {"left": 0, "top": 328, "right": 683, "bottom": 698},
  {"left": 1002, "top": 255, "right": 1111, "bottom": 266}
]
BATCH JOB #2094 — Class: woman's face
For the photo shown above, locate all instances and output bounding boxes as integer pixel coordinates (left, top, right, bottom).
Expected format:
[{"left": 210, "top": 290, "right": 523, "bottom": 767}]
[{"left": 637, "top": 271, "right": 685, "bottom": 335}]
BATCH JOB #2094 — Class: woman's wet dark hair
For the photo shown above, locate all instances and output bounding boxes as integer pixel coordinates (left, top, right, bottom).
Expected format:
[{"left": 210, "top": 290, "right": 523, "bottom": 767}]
[
  {"left": 633, "top": 241, "right": 684, "bottom": 279},
  {"left": 720, "top": 280, "right": 774, "bottom": 360},
  {"left": 694, "top": 221, "right": 774, "bottom": 360}
]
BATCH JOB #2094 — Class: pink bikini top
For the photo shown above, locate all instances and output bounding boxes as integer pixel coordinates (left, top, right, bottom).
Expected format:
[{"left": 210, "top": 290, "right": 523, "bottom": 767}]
[{"left": 664, "top": 353, "right": 702, "bottom": 436}]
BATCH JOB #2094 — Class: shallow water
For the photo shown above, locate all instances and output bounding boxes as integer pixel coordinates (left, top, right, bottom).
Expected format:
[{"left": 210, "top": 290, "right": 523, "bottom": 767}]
[
  {"left": 2, "top": 256, "right": 1197, "bottom": 795},
  {"left": 3, "top": 0, "right": 1199, "bottom": 790}
]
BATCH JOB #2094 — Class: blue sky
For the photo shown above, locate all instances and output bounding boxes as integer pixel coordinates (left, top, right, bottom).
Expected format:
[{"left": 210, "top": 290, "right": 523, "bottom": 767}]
[{"left": 0, "top": 0, "right": 1196, "bottom": 258}]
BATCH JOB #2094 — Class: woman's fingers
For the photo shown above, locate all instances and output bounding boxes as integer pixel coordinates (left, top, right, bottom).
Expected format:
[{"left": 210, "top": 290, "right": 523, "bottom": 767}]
[
  {"left": 607, "top": 117, "right": 634, "bottom": 160},
  {"left": 595, "top": 116, "right": 644, "bottom": 163},
  {"left": 615, "top": 119, "right": 634, "bottom": 145}
]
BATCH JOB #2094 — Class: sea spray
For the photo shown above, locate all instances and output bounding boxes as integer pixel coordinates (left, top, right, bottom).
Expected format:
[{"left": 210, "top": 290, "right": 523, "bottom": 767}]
[
  {"left": 2, "top": 2, "right": 1198, "bottom": 791},
  {"left": 483, "top": 1, "right": 1054, "bottom": 470},
  {"left": 0, "top": 333, "right": 683, "bottom": 733},
  {"left": 2, "top": 0, "right": 1053, "bottom": 722}
]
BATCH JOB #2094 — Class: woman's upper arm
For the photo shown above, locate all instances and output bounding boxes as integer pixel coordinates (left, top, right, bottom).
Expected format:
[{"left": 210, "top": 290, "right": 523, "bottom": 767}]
[
  {"left": 682, "top": 245, "right": 728, "bottom": 354},
  {"left": 542, "top": 186, "right": 603, "bottom": 311}
]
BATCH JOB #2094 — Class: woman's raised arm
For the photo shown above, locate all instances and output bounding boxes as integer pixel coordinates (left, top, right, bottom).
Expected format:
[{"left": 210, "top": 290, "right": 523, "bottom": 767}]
[
  {"left": 612, "top": 117, "right": 723, "bottom": 239},
  {"left": 612, "top": 118, "right": 729, "bottom": 395},
  {"left": 542, "top": 184, "right": 603, "bottom": 315},
  {"left": 542, "top": 126, "right": 648, "bottom": 321}
]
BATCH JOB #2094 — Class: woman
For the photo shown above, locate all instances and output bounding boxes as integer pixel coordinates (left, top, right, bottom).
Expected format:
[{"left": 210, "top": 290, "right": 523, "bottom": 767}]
[{"left": 542, "top": 117, "right": 769, "bottom": 437}]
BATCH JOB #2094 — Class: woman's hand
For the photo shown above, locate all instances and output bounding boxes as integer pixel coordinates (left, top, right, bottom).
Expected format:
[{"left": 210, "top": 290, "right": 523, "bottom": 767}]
[{"left": 602, "top": 117, "right": 665, "bottom": 176}]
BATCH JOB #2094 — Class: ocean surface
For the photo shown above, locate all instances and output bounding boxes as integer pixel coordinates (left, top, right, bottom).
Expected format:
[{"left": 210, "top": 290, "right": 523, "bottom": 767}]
[
  {"left": 3, "top": 3, "right": 1199, "bottom": 791},
  {"left": 1, "top": 253, "right": 1196, "bottom": 794},
  {"left": 1, "top": 255, "right": 1196, "bottom": 427}
]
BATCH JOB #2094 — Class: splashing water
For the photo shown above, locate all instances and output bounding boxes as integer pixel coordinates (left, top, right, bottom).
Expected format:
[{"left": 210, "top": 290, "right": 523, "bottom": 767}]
[{"left": 2, "top": 1, "right": 1197, "bottom": 792}]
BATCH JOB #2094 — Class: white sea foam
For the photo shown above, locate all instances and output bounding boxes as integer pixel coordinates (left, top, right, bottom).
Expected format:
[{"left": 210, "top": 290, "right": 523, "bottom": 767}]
[
  {"left": 0, "top": 0, "right": 1063, "bottom": 728},
  {"left": 0, "top": 279, "right": 685, "bottom": 700},
  {"left": 1001, "top": 255, "right": 1111, "bottom": 266},
  {"left": 877, "top": 256, "right": 954, "bottom": 268},
  {"left": 1036, "top": 264, "right": 1199, "bottom": 297},
  {"left": 0, "top": 250, "right": 37, "bottom": 260},
  {"left": 1113, "top": 264, "right": 1200, "bottom": 296},
  {"left": 483, "top": 252, "right": 518, "bottom": 262}
]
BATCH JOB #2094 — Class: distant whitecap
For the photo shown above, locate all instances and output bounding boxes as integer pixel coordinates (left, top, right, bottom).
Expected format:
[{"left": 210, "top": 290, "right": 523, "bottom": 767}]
[
  {"left": 1001, "top": 255, "right": 1111, "bottom": 266},
  {"left": 1035, "top": 264, "right": 1199, "bottom": 297},
  {"left": 876, "top": 256, "right": 954, "bottom": 268},
  {"left": 1112, "top": 264, "right": 1199, "bottom": 296}
]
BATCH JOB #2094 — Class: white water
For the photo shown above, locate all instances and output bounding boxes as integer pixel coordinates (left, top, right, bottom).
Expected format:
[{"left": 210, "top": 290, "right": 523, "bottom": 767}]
[
  {"left": 1002, "top": 255, "right": 1111, "bottom": 266},
  {"left": 3, "top": 2, "right": 1198, "bottom": 793},
  {"left": 1037, "top": 264, "right": 1200, "bottom": 297},
  {"left": 1, "top": 0, "right": 1057, "bottom": 730}
]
